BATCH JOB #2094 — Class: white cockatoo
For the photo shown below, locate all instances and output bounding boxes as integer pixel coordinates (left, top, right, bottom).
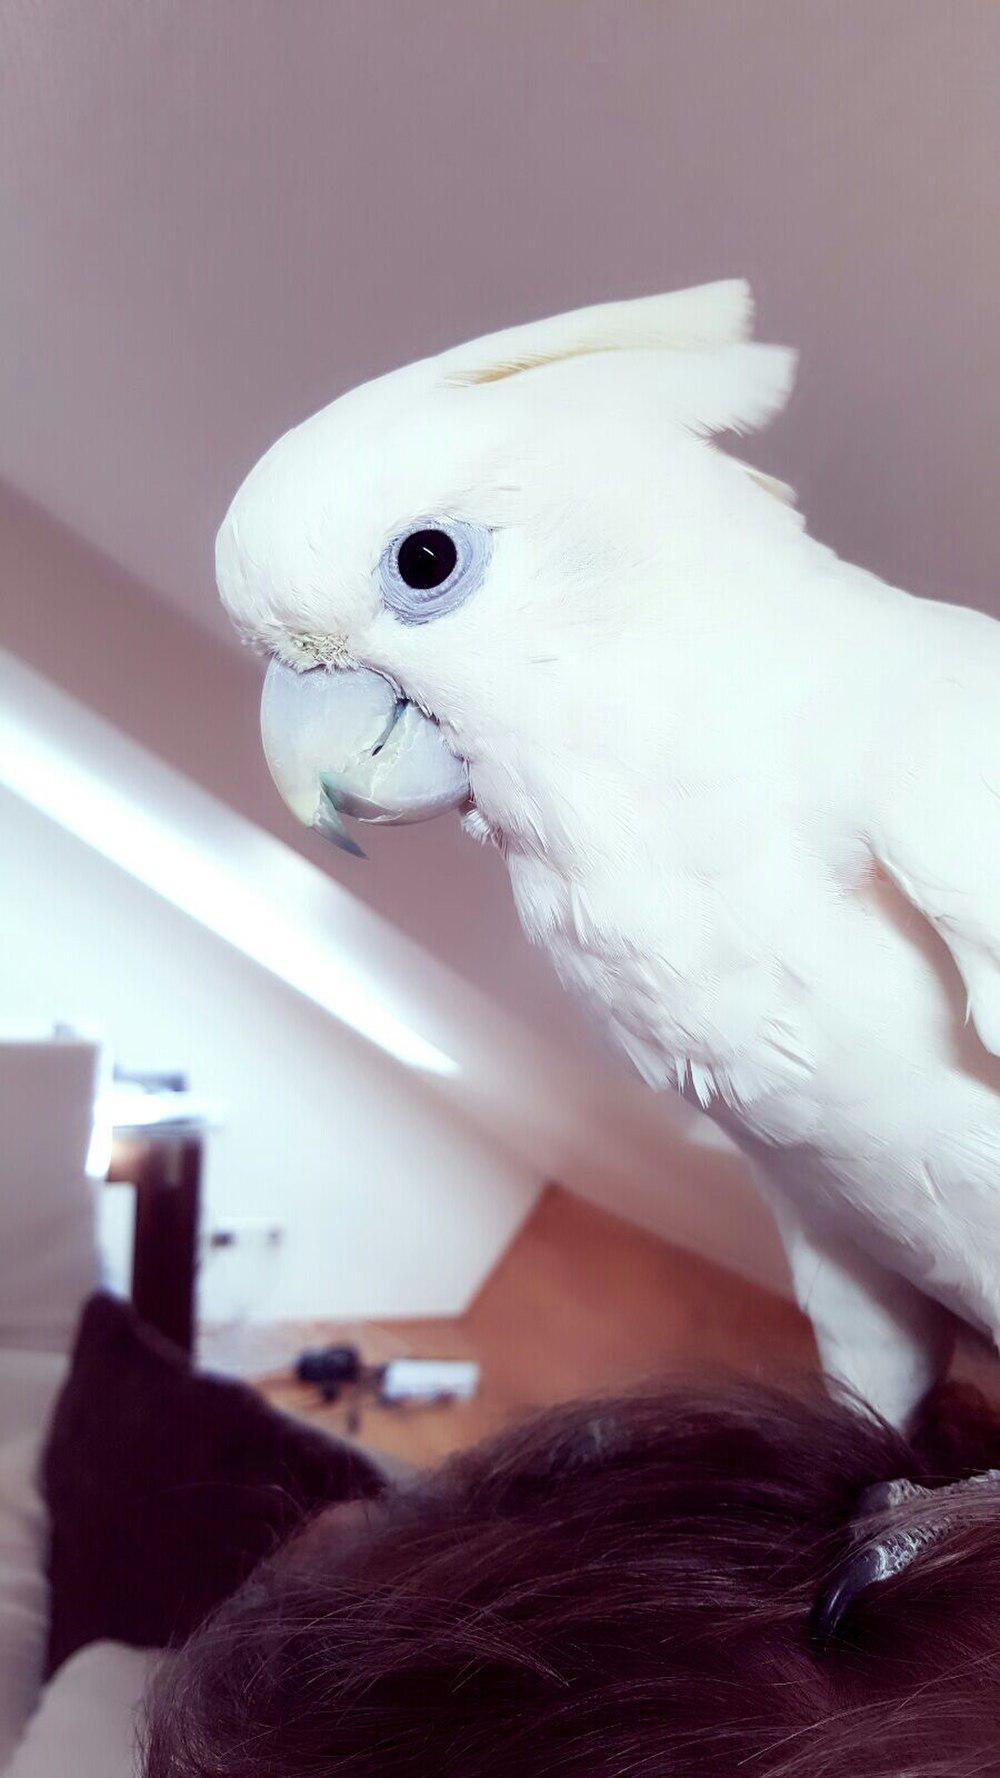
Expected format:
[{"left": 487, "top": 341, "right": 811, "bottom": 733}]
[{"left": 216, "top": 281, "right": 1000, "bottom": 1429}]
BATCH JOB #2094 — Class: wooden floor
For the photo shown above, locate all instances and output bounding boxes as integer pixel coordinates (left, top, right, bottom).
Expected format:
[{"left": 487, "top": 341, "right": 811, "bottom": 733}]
[{"left": 260, "top": 1184, "right": 819, "bottom": 1468}]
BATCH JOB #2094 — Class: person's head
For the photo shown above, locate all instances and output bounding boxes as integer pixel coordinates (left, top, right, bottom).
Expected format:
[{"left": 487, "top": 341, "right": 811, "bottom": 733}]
[{"left": 144, "top": 1379, "right": 1000, "bottom": 1778}]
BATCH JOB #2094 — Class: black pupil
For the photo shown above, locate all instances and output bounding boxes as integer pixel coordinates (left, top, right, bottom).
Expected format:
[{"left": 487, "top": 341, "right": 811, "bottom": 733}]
[{"left": 396, "top": 528, "right": 457, "bottom": 591}]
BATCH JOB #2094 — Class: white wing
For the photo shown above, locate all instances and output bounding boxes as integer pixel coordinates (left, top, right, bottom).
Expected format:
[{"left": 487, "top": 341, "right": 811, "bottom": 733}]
[{"left": 873, "top": 657, "right": 1000, "bottom": 1056}]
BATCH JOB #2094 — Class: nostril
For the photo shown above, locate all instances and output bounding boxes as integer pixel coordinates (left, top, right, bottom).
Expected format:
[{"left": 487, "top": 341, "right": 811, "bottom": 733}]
[{"left": 286, "top": 629, "right": 356, "bottom": 670}]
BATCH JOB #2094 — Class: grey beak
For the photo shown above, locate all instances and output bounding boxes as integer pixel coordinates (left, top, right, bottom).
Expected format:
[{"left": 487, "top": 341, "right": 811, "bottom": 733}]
[{"left": 260, "top": 659, "right": 470, "bottom": 855}]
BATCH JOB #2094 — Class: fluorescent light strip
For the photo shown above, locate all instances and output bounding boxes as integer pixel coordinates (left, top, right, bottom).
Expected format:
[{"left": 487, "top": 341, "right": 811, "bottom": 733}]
[{"left": 0, "top": 703, "right": 457, "bottom": 1078}]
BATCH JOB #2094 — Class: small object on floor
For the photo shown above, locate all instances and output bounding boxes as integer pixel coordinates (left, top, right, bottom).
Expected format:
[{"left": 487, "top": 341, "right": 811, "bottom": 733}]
[
  {"left": 377, "top": 1359, "right": 480, "bottom": 1405},
  {"left": 293, "top": 1345, "right": 481, "bottom": 1417},
  {"left": 295, "top": 1345, "right": 362, "bottom": 1388}
]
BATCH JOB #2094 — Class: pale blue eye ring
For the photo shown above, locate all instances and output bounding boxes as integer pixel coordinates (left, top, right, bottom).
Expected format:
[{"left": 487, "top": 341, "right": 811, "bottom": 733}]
[{"left": 377, "top": 518, "right": 492, "bottom": 624}]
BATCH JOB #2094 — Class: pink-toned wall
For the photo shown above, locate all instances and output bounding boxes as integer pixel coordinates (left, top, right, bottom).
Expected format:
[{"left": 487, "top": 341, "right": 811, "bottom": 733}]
[{"left": 2, "top": 0, "right": 997, "bottom": 639}]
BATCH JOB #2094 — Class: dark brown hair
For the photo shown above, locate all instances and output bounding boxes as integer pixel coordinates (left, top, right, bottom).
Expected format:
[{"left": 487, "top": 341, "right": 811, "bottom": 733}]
[{"left": 143, "top": 1378, "right": 1000, "bottom": 1777}]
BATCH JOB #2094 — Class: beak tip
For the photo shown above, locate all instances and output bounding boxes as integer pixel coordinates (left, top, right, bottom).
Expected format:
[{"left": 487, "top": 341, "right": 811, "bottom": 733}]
[{"left": 316, "top": 775, "right": 366, "bottom": 858}]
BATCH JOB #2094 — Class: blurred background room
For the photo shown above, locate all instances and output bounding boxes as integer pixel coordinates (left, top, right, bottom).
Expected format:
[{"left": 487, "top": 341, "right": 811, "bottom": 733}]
[{"left": 2, "top": 1, "right": 998, "bottom": 1465}]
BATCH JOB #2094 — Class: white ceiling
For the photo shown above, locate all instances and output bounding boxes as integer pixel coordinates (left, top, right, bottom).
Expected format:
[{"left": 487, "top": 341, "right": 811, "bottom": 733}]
[{"left": 3, "top": 0, "right": 998, "bottom": 644}]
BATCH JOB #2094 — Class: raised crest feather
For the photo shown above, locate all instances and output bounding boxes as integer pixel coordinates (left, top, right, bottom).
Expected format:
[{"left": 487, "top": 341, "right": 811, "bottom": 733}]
[
  {"left": 437, "top": 278, "right": 755, "bottom": 387},
  {"left": 436, "top": 281, "right": 796, "bottom": 437}
]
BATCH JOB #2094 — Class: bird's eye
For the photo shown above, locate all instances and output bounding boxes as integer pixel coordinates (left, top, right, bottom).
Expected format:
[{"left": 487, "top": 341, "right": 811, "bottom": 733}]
[
  {"left": 377, "top": 518, "right": 492, "bottom": 624},
  {"left": 397, "top": 529, "right": 457, "bottom": 590}
]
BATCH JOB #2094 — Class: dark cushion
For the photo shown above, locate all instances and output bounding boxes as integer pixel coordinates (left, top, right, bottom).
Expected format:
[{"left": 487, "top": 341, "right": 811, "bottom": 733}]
[{"left": 41, "top": 1292, "right": 383, "bottom": 1675}]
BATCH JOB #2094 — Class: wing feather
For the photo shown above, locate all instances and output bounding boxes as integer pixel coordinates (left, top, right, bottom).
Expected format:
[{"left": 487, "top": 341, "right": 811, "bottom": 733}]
[{"left": 873, "top": 671, "right": 1000, "bottom": 1056}]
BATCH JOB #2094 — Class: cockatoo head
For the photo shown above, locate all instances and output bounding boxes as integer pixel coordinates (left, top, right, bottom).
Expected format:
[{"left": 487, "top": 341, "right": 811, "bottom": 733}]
[{"left": 217, "top": 280, "right": 798, "bottom": 856}]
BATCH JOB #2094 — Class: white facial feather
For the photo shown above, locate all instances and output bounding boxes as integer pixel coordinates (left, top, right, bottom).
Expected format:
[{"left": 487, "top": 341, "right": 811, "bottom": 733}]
[{"left": 217, "top": 279, "right": 801, "bottom": 778}]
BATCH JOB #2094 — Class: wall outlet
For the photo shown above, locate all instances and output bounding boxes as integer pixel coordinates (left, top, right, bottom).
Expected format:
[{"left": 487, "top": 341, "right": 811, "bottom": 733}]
[
  {"left": 208, "top": 1220, "right": 285, "bottom": 1252},
  {"left": 204, "top": 1220, "right": 286, "bottom": 1324}
]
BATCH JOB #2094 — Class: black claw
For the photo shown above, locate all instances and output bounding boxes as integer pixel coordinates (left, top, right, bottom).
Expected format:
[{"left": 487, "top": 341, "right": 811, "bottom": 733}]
[
  {"left": 810, "top": 1544, "right": 887, "bottom": 1651},
  {"left": 811, "top": 1469, "right": 1000, "bottom": 1653}
]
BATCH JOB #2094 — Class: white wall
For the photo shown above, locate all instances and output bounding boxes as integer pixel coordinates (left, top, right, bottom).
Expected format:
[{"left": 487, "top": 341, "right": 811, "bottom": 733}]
[
  {"left": 3, "top": 2, "right": 998, "bottom": 635},
  {"left": 0, "top": 784, "right": 540, "bottom": 1322}
]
